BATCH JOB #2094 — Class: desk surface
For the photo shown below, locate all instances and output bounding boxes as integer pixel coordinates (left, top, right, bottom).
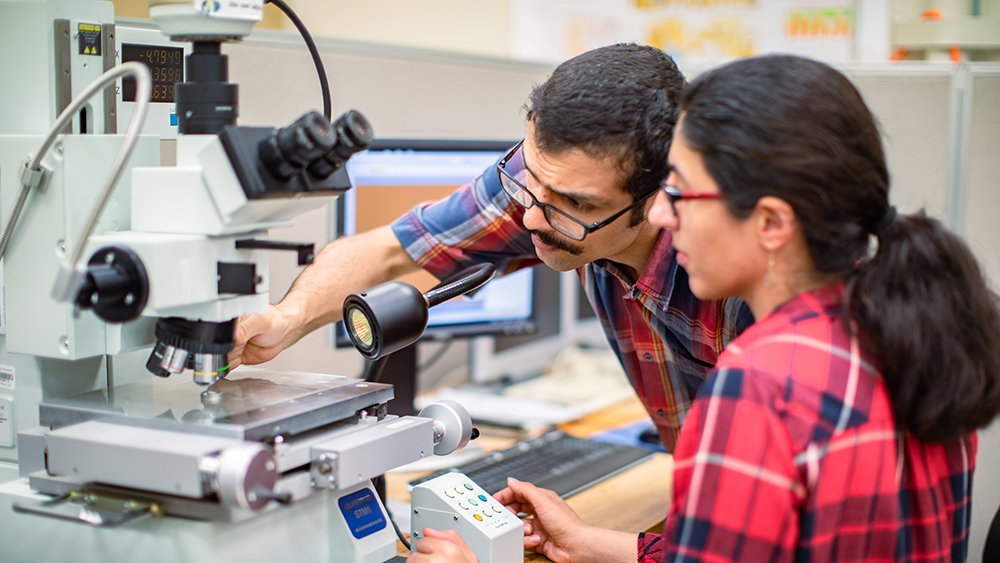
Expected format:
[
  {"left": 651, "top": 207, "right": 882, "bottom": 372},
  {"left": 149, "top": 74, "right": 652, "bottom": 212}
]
[{"left": 390, "top": 398, "right": 674, "bottom": 562}]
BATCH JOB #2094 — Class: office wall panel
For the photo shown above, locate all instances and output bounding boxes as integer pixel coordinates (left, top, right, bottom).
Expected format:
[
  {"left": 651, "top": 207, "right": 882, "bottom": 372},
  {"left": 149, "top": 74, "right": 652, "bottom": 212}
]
[
  {"left": 850, "top": 71, "right": 953, "bottom": 219},
  {"left": 226, "top": 34, "right": 552, "bottom": 140},
  {"left": 964, "top": 67, "right": 1000, "bottom": 563},
  {"left": 964, "top": 71, "right": 1000, "bottom": 288}
]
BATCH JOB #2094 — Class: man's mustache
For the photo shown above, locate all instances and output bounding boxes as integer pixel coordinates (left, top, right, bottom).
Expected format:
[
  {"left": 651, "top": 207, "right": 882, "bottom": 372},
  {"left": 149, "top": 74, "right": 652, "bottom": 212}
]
[{"left": 531, "top": 229, "right": 583, "bottom": 256}]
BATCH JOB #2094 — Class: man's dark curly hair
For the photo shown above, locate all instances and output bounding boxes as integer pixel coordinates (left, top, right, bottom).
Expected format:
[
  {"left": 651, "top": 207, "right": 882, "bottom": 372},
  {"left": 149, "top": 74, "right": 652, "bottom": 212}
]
[{"left": 525, "top": 43, "right": 685, "bottom": 226}]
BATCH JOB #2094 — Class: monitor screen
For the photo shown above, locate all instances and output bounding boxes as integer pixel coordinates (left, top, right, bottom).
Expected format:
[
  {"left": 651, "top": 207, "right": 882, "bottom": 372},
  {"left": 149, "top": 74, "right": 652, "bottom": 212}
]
[{"left": 333, "top": 139, "right": 549, "bottom": 346}]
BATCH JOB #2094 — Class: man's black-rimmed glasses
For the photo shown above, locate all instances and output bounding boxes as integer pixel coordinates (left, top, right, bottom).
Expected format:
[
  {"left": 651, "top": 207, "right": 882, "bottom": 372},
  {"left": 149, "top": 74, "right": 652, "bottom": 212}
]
[{"left": 496, "top": 140, "right": 656, "bottom": 242}]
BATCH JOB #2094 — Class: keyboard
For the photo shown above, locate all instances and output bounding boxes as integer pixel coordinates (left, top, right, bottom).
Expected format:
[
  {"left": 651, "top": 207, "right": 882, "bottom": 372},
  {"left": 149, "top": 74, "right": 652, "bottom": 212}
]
[{"left": 408, "top": 430, "right": 654, "bottom": 498}]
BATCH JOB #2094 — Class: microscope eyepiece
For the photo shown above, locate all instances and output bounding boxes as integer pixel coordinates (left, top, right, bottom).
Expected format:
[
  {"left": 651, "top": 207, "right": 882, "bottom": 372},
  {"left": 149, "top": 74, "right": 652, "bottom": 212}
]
[
  {"left": 259, "top": 110, "right": 336, "bottom": 180},
  {"left": 307, "top": 109, "right": 374, "bottom": 180}
]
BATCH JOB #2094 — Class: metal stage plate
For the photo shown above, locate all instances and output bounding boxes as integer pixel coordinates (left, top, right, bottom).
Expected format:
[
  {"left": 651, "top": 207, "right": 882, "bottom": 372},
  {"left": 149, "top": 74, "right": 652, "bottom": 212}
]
[{"left": 39, "top": 367, "right": 394, "bottom": 442}]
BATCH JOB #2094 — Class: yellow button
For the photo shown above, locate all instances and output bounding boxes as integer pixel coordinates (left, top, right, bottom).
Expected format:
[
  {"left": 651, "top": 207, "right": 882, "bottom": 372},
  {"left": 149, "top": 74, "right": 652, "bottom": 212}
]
[{"left": 473, "top": 514, "right": 483, "bottom": 521}]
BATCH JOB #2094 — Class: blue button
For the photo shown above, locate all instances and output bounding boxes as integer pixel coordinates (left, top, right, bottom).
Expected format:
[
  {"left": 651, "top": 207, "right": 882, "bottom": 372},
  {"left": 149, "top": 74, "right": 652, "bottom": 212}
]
[
  {"left": 478, "top": 494, "right": 487, "bottom": 502},
  {"left": 170, "top": 113, "right": 178, "bottom": 126}
]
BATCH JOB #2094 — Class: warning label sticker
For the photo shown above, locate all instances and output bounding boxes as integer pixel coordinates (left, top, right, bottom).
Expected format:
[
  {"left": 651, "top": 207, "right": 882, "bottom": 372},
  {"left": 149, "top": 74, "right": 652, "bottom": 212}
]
[{"left": 78, "top": 23, "right": 102, "bottom": 56}]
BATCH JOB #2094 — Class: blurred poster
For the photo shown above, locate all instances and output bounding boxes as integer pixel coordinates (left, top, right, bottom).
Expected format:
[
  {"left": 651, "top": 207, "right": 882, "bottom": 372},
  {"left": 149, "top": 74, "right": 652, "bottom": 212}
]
[
  {"left": 510, "top": 0, "right": 639, "bottom": 65},
  {"left": 510, "top": 0, "right": 860, "bottom": 71},
  {"left": 639, "top": 0, "right": 760, "bottom": 69},
  {"left": 760, "top": 0, "right": 856, "bottom": 62}
]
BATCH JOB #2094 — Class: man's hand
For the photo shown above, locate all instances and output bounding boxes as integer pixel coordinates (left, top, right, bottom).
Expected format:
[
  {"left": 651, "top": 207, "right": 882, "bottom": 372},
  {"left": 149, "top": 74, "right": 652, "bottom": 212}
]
[
  {"left": 229, "top": 305, "right": 297, "bottom": 369},
  {"left": 226, "top": 226, "right": 422, "bottom": 370},
  {"left": 407, "top": 528, "right": 478, "bottom": 563}
]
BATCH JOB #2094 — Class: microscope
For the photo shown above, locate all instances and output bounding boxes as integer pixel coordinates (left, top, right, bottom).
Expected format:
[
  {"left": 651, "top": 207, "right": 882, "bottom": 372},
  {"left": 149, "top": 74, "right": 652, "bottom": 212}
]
[
  {"left": 0, "top": 2, "right": 520, "bottom": 562},
  {"left": 57, "top": 1, "right": 374, "bottom": 388}
]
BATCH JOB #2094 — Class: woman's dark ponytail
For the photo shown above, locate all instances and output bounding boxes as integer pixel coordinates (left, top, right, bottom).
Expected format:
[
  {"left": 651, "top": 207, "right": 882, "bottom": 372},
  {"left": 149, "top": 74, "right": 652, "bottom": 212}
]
[{"left": 848, "top": 212, "right": 1000, "bottom": 442}]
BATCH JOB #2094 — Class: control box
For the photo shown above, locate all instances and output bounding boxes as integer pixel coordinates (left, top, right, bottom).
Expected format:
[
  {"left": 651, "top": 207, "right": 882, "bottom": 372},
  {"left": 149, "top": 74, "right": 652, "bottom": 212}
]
[{"left": 410, "top": 472, "right": 523, "bottom": 563}]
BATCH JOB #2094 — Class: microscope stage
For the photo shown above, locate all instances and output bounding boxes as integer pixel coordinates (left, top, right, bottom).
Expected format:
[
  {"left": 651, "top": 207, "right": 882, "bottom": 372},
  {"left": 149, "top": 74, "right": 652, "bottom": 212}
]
[{"left": 38, "top": 368, "right": 393, "bottom": 442}]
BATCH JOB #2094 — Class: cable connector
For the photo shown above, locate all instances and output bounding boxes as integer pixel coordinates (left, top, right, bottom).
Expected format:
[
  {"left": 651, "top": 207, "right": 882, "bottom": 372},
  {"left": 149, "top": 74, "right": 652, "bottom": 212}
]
[{"left": 18, "top": 159, "right": 45, "bottom": 189}]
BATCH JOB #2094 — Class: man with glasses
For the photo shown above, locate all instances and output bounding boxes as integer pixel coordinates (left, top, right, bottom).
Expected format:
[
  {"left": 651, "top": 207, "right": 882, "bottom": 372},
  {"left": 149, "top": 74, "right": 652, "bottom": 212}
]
[{"left": 231, "top": 43, "right": 753, "bottom": 457}]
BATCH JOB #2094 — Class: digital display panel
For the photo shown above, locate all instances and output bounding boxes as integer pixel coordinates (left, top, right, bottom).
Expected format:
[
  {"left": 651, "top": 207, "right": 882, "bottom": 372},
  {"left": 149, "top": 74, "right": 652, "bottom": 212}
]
[{"left": 121, "top": 43, "right": 184, "bottom": 103}]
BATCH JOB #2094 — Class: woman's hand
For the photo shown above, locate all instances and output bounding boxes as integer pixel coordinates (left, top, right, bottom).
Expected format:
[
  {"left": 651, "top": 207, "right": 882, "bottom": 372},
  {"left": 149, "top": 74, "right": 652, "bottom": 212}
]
[
  {"left": 492, "top": 477, "right": 592, "bottom": 563},
  {"left": 494, "top": 478, "right": 639, "bottom": 563},
  {"left": 407, "top": 528, "right": 478, "bottom": 563}
]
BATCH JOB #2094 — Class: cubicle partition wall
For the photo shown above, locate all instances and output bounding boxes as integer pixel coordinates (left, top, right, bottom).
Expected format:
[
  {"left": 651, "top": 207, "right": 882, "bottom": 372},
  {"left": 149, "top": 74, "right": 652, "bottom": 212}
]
[
  {"left": 960, "top": 65, "right": 1000, "bottom": 563},
  {"left": 965, "top": 68, "right": 1000, "bottom": 288},
  {"left": 850, "top": 68, "right": 954, "bottom": 219},
  {"left": 149, "top": 22, "right": 998, "bottom": 561}
]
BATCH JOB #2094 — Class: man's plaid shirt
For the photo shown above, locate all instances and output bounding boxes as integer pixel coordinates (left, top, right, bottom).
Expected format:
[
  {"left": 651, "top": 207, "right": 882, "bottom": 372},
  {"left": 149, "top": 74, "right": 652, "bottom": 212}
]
[{"left": 391, "top": 161, "right": 751, "bottom": 452}]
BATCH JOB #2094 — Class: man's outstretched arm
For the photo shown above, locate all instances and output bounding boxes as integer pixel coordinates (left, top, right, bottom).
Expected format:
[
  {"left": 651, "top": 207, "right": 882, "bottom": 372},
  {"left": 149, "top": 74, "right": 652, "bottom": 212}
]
[{"left": 230, "top": 225, "right": 421, "bottom": 367}]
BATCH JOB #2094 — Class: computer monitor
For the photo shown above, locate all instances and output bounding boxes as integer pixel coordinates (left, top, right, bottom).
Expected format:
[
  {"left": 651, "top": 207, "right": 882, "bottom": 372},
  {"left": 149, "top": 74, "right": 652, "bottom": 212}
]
[
  {"left": 333, "top": 139, "right": 560, "bottom": 413},
  {"left": 468, "top": 268, "right": 605, "bottom": 385}
]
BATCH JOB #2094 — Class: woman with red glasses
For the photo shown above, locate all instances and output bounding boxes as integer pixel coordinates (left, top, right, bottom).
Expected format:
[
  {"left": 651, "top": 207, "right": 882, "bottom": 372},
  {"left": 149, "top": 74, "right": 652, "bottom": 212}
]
[
  {"left": 637, "top": 53, "right": 1000, "bottom": 563},
  {"left": 409, "top": 55, "right": 1000, "bottom": 563}
]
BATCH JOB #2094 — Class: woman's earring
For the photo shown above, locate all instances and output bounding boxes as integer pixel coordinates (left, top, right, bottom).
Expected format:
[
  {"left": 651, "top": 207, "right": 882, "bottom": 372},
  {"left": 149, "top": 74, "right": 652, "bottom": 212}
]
[{"left": 763, "top": 253, "right": 777, "bottom": 289}]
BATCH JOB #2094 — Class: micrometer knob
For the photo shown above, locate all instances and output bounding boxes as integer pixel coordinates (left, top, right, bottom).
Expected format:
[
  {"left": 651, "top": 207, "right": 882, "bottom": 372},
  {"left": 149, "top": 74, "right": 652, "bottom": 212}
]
[
  {"left": 216, "top": 443, "right": 280, "bottom": 511},
  {"left": 418, "top": 400, "right": 474, "bottom": 456}
]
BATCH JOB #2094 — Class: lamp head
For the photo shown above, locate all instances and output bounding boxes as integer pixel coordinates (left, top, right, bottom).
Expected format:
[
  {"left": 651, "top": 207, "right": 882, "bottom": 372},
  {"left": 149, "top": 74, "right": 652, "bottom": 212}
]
[
  {"left": 343, "top": 264, "right": 496, "bottom": 360},
  {"left": 343, "top": 281, "right": 428, "bottom": 360}
]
